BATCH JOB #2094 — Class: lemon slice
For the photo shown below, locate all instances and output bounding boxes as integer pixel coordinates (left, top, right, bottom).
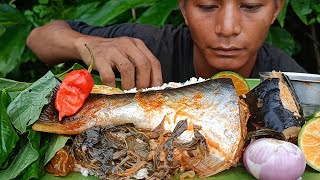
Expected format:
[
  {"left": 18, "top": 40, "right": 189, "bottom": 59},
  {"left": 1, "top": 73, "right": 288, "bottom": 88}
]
[
  {"left": 211, "top": 71, "right": 250, "bottom": 96},
  {"left": 298, "top": 115, "right": 320, "bottom": 172}
]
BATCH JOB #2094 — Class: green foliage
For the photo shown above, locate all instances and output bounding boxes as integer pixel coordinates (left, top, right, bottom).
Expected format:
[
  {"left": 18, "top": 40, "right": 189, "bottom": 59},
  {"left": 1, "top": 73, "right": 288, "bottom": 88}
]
[
  {"left": 0, "top": 0, "right": 319, "bottom": 80},
  {"left": 0, "top": 90, "right": 18, "bottom": 166},
  {"left": 136, "top": 0, "right": 178, "bottom": 26},
  {"left": 43, "top": 135, "right": 70, "bottom": 166},
  {"left": 7, "top": 71, "right": 57, "bottom": 134},
  {"left": 0, "top": 78, "right": 31, "bottom": 99},
  {"left": 0, "top": 71, "right": 71, "bottom": 180},
  {"left": 266, "top": 27, "right": 296, "bottom": 56},
  {"left": 0, "top": 131, "right": 39, "bottom": 179},
  {"left": 278, "top": 0, "right": 320, "bottom": 26}
]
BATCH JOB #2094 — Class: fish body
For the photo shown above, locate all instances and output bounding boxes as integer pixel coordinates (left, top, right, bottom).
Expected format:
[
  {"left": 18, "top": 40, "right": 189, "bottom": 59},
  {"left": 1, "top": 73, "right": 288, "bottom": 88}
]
[
  {"left": 34, "top": 78, "right": 248, "bottom": 178},
  {"left": 242, "top": 72, "right": 304, "bottom": 142}
]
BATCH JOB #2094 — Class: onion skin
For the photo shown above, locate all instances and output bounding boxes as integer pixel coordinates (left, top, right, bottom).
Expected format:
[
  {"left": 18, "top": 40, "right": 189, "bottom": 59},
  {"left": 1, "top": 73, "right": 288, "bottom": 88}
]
[{"left": 243, "top": 138, "right": 306, "bottom": 180}]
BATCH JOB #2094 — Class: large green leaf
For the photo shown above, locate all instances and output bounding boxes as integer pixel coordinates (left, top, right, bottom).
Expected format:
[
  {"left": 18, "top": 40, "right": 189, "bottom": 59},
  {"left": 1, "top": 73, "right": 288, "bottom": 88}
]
[
  {"left": 43, "top": 135, "right": 70, "bottom": 166},
  {"left": 63, "top": 1, "right": 100, "bottom": 20},
  {"left": 277, "top": 0, "right": 290, "bottom": 27},
  {"left": 136, "top": 0, "right": 178, "bottom": 26},
  {"left": 0, "top": 24, "right": 5, "bottom": 37},
  {"left": 265, "top": 27, "right": 295, "bottom": 56},
  {"left": 0, "top": 4, "right": 27, "bottom": 25},
  {"left": 7, "top": 71, "right": 57, "bottom": 134},
  {"left": 0, "top": 24, "right": 32, "bottom": 77},
  {"left": 0, "top": 90, "right": 18, "bottom": 166},
  {"left": 81, "top": 0, "right": 159, "bottom": 26},
  {"left": 40, "top": 167, "right": 320, "bottom": 180},
  {"left": 21, "top": 130, "right": 41, "bottom": 180},
  {"left": 172, "top": 167, "right": 320, "bottom": 180},
  {"left": 290, "top": 0, "right": 312, "bottom": 25},
  {"left": 0, "top": 140, "right": 38, "bottom": 179},
  {"left": 41, "top": 172, "right": 98, "bottom": 180},
  {"left": 0, "top": 78, "right": 31, "bottom": 99}
]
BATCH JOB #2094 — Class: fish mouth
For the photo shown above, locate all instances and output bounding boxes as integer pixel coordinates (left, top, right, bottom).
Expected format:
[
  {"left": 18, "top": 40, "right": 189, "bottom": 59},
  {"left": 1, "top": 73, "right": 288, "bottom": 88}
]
[{"left": 211, "top": 46, "right": 244, "bottom": 56}]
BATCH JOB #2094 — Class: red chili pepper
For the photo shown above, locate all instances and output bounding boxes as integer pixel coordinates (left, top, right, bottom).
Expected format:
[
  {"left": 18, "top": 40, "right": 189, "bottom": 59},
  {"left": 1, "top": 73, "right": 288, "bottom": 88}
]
[{"left": 55, "top": 44, "right": 95, "bottom": 121}]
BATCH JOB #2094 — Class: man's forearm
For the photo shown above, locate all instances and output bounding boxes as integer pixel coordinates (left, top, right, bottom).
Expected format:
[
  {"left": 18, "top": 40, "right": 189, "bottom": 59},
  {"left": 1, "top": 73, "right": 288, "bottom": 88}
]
[{"left": 27, "top": 20, "right": 84, "bottom": 65}]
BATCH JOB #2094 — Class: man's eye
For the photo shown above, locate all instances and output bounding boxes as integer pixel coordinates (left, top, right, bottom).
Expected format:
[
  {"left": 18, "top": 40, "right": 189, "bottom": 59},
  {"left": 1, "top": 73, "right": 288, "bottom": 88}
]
[
  {"left": 198, "top": 5, "right": 219, "bottom": 11},
  {"left": 240, "top": 4, "right": 262, "bottom": 11}
]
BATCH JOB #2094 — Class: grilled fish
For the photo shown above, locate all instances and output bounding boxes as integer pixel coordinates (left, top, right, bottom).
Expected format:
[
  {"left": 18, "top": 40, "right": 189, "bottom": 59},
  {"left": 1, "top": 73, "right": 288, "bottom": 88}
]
[
  {"left": 242, "top": 72, "right": 304, "bottom": 143},
  {"left": 33, "top": 78, "right": 249, "bottom": 178}
]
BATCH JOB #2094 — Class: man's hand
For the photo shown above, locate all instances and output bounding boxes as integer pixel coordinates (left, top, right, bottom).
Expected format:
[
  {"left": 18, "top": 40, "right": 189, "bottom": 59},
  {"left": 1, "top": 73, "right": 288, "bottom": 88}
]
[{"left": 75, "top": 36, "right": 163, "bottom": 90}]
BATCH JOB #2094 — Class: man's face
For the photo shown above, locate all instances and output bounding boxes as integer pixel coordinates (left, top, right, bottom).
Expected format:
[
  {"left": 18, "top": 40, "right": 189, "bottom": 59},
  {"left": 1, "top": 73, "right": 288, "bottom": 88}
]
[{"left": 179, "top": 0, "right": 282, "bottom": 72}]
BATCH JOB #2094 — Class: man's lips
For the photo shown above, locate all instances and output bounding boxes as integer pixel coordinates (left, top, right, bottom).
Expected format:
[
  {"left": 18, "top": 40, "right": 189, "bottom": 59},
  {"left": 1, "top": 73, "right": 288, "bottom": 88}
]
[{"left": 211, "top": 46, "right": 244, "bottom": 56}]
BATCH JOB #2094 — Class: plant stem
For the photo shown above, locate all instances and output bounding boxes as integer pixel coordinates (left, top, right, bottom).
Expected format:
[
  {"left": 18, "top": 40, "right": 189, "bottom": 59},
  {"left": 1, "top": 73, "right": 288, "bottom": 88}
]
[
  {"left": 131, "top": 8, "right": 136, "bottom": 20},
  {"left": 84, "top": 44, "right": 94, "bottom": 74}
]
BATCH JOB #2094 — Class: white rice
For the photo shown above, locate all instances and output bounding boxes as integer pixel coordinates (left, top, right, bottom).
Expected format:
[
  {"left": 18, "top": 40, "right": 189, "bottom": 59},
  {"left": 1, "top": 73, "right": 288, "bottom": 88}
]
[{"left": 124, "top": 77, "right": 207, "bottom": 93}]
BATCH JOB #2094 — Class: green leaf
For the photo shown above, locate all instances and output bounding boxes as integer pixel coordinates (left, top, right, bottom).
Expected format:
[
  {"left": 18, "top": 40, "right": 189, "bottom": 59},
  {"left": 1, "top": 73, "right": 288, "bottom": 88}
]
[
  {"left": 0, "top": 24, "right": 5, "bottom": 37},
  {"left": 0, "top": 4, "right": 27, "bottom": 25},
  {"left": 0, "top": 90, "right": 18, "bottom": 166},
  {"left": 136, "top": 0, "right": 178, "bottom": 26},
  {"left": 40, "top": 172, "right": 99, "bottom": 180},
  {"left": 0, "top": 78, "right": 31, "bottom": 99},
  {"left": 21, "top": 130, "right": 41, "bottom": 180},
  {"left": 81, "top": 0, "right": 159, "bottom": 26},
  {"left": 7, "top": 71, "right": 57, "bottom": 134},
  {"left": 0, "top": 90, "right": 11, "bottom": 108},
  {"left": 53, "top": 63, "right": 104, "bottom": 85},
  {"left": 171, "top": 167, "right": 320, "bottom": 180},
  {"left": 54, "top": 63, "right": 85, "bottom": 80},
  {"left": 266, "top": 27, "right": 295, "bottom": 56},
  {"left": 0, "top": 140, "right": 38, "bottom": 179},
  {"left": 290, "top": 0, "right": 312, "bottom": 25},
  {"left": 43, "top": 135, "right": 70, "bottom": 166},
  {"left": 64, "top": 2, "right": 100, "bottom": 20},
  {"left": 0, "top": 24, "right": 32, "bottom": 77},
  {"left": 246, "top": 78, "right": 260, "bottom": 90},
  {"left": 277, "top": 0, "right": 290, "bottom": 27},
  {"left": 39, "top": 0, "right": 49, "bottom": 5}
]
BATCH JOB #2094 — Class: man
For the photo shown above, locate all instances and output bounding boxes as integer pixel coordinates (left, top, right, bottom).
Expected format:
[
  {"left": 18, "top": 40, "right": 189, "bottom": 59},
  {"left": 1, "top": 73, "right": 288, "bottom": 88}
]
[{"left": 27, "top": 0, "right": 306, "bottom": 90}]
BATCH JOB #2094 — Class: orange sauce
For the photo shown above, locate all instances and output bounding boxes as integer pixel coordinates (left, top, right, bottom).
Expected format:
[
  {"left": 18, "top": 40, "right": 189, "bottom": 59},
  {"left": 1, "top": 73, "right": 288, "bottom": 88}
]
[{"left": 135, "top": 92, "right": 166, "bottom": 111}]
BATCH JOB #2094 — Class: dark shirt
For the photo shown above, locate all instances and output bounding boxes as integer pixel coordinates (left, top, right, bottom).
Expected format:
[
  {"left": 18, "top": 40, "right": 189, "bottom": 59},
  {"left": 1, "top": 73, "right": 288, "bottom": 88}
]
[{"left": 67, "top": 21, "right": 306, "bottom": 83}]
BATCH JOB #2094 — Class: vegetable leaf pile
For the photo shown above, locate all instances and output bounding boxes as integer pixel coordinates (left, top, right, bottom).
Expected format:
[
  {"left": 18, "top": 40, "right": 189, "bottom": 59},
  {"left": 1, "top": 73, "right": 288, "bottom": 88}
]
[
  {"left": 0, "top": 71, "right": 72, "bottom": 180},
  {"left": 0, "top": 90, "right": 18, "bottom": 166},
  {"left": 7, "top": 71, "right": 58, "bottom": 134}
]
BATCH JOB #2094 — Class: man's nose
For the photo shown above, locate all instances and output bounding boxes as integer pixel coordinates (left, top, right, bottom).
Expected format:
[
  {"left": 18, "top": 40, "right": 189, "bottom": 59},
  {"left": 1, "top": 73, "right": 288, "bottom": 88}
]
[{"left": 215, "top": 5, "right": 241, "bottom": 37}]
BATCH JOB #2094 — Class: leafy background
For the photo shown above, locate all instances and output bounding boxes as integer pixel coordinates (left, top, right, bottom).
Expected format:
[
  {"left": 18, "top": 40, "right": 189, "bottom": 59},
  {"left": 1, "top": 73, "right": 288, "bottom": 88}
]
[{"left": 0, "top": 0, "right": 319, "bottom": 83}]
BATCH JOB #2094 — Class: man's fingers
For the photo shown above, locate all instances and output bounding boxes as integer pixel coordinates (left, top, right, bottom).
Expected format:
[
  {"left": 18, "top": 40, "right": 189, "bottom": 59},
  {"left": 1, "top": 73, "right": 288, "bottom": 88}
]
[
  {"left": 80, "top": 37, "right": 163, "bottom": 89},
  {"left": 150, "top": 59, "right": 163, "bottom": 87},
  {"left": 121, "top": 39, "right": 152, "bottom": 89},
  {"left": 133, "top": 38, "right": 163, "bottom": 87},
  {"left": 95, "top": 59, "right": 116, "bottom": 87},
  {"left": 112, "top": 53, "right": 136, "bottom": 90}
]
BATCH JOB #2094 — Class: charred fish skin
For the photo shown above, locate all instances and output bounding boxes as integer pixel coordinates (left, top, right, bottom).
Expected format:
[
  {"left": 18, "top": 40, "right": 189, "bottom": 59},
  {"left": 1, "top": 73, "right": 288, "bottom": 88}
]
[
  {"left": 242, "top": 77, "right": 304, "bottom": 133},
  {"left": 34, "top": 78, "right": 246, "bottom": 178}
]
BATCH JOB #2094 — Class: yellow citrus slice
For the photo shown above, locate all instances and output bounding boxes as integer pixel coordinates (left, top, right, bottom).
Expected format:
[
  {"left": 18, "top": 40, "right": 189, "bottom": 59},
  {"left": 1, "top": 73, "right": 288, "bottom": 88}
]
[
  {"left": 313, "top": 111, "right": 320, "bottom": 118},
  {"left": 211, "top": 71, "right": 250, "bottom": 96},
  {"left": 298, "top": 116, "right": 320, "bottom": 172}
]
